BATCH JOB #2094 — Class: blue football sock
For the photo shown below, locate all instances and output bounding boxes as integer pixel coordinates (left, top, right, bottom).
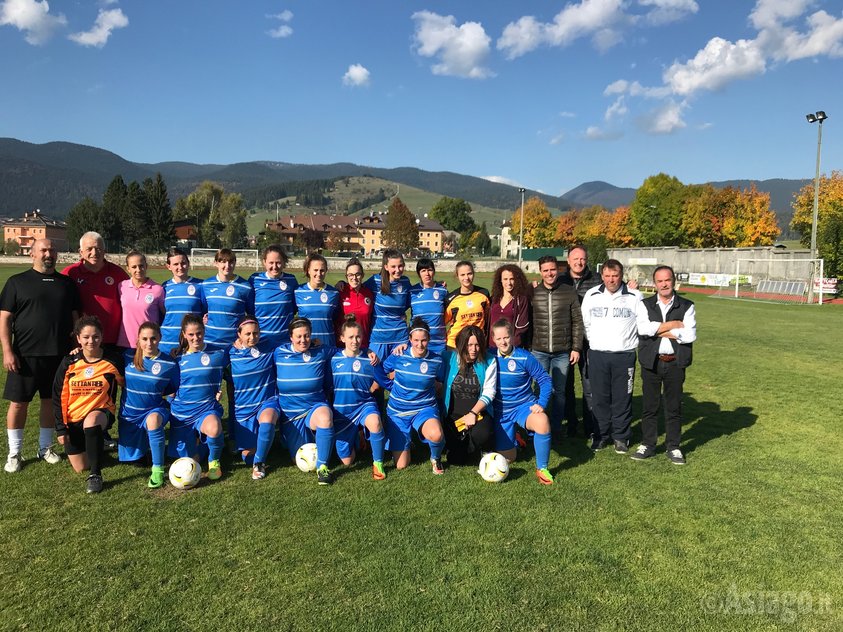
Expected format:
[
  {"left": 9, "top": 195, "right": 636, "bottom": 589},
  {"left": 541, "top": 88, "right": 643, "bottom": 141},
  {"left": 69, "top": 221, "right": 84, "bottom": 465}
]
[
  {"left": 429, "top": 438, "right": 445, "bottom": 461},
  {"left": 534, "top": 431, "right": 551, "bottom": 470},
  {"left": 315, "top": 425, "right": 335, "bottom": 469},
  {"left": 369, "top": 430, "right": 385, "bottom": 463},
  {"left": 255, "top": 422, "right": 275, "bottom": 464},
  {"left": 147, "top": 426, "right": 165, "bottom": 468},
  {"left": 207, "top": 433, "right": 224, "bottom": 463}
]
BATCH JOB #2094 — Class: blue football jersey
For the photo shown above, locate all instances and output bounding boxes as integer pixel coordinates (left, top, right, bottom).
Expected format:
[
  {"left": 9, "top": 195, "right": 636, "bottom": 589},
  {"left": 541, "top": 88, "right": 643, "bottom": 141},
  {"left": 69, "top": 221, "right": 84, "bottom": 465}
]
[
  {"left": 294, "top": 283, "right": 340, "bottom": 347},
  {"left": 170, "top": 347, "right": 228, "bottom": 422},
  {"left": 160, "top": 277, "right": 205, "bottom": 354},
  {"left": 494, "top": 347, "right": 552, "bottom": 413},
  {"left": 410, "top": 282, "right": 447, "bottom": 351},
  {"left": 120, "top": 354, "right": 178, "bottom": 421},
  {"left": 202, "top": 275, "right": 254, "bottom": 350},
  {"left": 229, "top": 342, "right": 277, "bottom": 422},
  {"left": 274, "top": 343, "right": 332, "bottom": 419},
  {"left": 330, "top": 349, "right": 391, "bottom": 419},
  {"left": 364, "top": 275, "right": 411, "bottom": 345},
  {"left": 382, "top": 349, "right": 444, "bottom": 414},
  {"left": 249, "top": 271, "right": 298, "bottom": 348}
]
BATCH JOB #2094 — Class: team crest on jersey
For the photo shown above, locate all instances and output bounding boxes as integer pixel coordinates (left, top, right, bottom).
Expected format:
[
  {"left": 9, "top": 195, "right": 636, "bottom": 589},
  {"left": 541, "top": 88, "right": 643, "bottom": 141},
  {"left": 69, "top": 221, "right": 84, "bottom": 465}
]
[
  {"left": 320, "top": 293, "right": 328, "bottom": 303},
  {"left": 250, "top": 347, "right": 260, "bottom": 358},
  {"left": 226, "top": 285, "right": 235, "bottom": 297},
  {"left": 84, "top": 367, "right": 95, "bottom": 378},
  {"left": 279, "top": 280, "right": 287, "bottom": 290},
  {"left": 151, "top": 362, "right": 161, "bottom": 375},
  {"left": 420, "top": 361, "right": 429, "bottom": 374},
  {"left": 105, "top": 276, "right": 114, "bottom": 286},
  {"left": 508, "top": 359, "right": 516, "bottom": 372},
  {"left": 200, "top": 353, "right": 210, "bottom": 366},
  {"left": 187, "top": 285, "right": 196, "bottom": 296},
  {"left": 466, "top": 299, "right": 474, "bottom": 308},
  {"left": 364, "top": 297, "right": 371, "bottom": 305},
  {"left": 303, "top": 352, "right": 311, "bottom": 362},
  {"left": 433, "top": 290, "right": 440, "bottom": 300},
  {"left": 352, "top": 359, "right": 361, "bottom": 372},
  {"left": 144, "top": 293, "right": 154, "bottom": 304},
  {"left": 396, "top": 285, "right": 404, "bottom": 294}
]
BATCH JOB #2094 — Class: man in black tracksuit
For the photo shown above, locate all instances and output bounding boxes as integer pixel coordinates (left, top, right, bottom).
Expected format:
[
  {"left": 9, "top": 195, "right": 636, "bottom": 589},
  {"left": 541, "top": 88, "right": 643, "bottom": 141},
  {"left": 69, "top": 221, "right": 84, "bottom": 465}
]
[
  {"left": 558, "top": 246, "right": 600, "bottom": 437},
  {"left": 633, "top": 265, "right": 696, "bottom": 465}
]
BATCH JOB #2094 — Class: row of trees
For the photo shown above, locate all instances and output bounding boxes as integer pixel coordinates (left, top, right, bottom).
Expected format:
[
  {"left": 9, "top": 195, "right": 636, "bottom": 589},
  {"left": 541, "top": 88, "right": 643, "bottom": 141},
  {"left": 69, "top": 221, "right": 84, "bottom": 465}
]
[
  {"left": 791, "top": 171, "right": 843, "bottom": 276},
  {"left": 428, "top": 197, "right": 494, "bottom": 254},
  {"left": 65, "top": 176, "right": 248, "bottom": 252},
  {"left": 512, "top": 173, "right": 782, "bottom": 254}
]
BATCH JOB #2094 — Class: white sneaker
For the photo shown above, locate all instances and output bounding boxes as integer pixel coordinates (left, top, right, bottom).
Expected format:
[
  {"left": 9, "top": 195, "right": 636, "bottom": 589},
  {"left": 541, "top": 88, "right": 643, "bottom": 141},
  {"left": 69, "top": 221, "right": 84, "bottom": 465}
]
[
  {"left": 4, "top": 453, "right": 23, "bottom": 473},
  {"left": 37, "top": 446, "right": 62, "bottom": 464}
]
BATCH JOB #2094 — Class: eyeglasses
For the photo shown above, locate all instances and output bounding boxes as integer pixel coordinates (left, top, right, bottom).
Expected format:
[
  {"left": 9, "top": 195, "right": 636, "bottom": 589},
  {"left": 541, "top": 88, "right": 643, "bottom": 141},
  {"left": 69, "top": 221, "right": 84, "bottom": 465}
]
[{"left": 346, "top": 272, "right": 363, "bottom": 278}]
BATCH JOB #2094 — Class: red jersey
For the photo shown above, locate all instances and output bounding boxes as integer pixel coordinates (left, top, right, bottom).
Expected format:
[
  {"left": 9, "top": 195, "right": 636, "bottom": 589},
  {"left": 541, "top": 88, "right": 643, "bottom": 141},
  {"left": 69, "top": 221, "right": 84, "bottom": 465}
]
[
  {"left": 61, "top": 260, "right": 129, "bottom": 345},
  {"left": 337, "top": 284, "right": 374, "bottom": 348}
]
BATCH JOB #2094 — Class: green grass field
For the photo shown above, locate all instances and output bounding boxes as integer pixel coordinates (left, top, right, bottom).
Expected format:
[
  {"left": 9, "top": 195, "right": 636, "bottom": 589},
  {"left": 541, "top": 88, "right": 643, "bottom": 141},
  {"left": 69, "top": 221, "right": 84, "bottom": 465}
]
[{"left": 0, "top": 263, "right": 841, "bottom": 631}]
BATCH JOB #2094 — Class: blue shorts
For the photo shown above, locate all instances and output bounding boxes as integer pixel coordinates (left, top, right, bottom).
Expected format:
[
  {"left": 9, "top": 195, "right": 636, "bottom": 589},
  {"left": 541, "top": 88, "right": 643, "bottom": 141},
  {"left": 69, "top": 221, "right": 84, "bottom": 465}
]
[
  {"left": 494, "top": 402, "right": 535, "bottom": 451},
  {"left": 277, "top": 404, "right": 328, "bottom": 458},
  {"left": 233, "top": 397, "right": 280, "bottom": 452},
  {"left": 168, "top": 403, "right": 222, "bottom": 459},
  {"left": 334, "top": 402, "right": 380, "bottom": 459},
  {"left": 117, "top": 406, "right": 170, "bottom": 462},
  {"left": 369, "top": 342, "right": 404, "bottom": 362},
  {"left": 385, "top": 405, "right": 439, "bottom": 452}
]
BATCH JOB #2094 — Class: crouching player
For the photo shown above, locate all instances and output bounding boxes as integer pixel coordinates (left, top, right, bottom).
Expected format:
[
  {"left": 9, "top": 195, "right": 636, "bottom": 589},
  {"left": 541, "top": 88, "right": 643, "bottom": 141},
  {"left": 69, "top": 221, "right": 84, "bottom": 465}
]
[
  {"left": 53, "top": 316, "right": 124, "bottom": 494},
  {"left": 490, "top": 319, "right": 555, "bottom": 485},
  {"left": 168, "top": 315, "right": 227, "bottom": 481},
  {"left": 382, "top": 318, "right": 446, "bottom": 474},
  {"left": 331, "top": 315, "right": 390, "bottom": 480},
  {"left": 230, "top": 316, "right": 278, "bottom": 480},
  {"left": 118, "top": 322, "right": 178, "bottom": 488},
  {"left": 274, "top": 317, "right": 336, "bottom": 485}
]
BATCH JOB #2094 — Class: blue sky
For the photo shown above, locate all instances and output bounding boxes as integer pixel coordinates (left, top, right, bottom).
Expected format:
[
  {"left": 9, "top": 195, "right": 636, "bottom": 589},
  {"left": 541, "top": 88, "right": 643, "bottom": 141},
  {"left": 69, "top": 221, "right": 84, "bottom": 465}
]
[{"left": 1, "top": 0, "right": 841, "bottom": 196}]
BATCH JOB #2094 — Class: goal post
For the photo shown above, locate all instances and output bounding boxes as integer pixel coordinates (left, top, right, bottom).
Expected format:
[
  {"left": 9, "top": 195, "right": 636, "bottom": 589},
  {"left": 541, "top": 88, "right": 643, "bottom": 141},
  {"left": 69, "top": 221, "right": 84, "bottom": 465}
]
[
  {"left": 190, "top": 248, "right": 260, "bottom": 271},
  {"left": 721, "top": 258, "right": 827, "bottom": 304}
]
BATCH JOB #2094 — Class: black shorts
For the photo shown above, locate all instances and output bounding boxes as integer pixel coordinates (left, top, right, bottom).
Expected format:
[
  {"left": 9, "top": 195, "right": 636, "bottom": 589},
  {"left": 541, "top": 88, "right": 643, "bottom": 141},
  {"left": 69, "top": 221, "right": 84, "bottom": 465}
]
[
  {"left": 62, "top": 410, "right": 114, "bottom": 456},
  {"left": 3, "top": 355, "right": 62, "bottom": 403}
]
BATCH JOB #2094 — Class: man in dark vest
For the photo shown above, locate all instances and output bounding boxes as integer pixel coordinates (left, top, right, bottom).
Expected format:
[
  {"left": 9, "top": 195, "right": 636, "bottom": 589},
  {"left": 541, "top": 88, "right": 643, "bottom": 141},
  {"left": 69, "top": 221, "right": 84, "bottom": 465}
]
[{"left": 633, "top": 265, "right": 696, "bottom": 465}]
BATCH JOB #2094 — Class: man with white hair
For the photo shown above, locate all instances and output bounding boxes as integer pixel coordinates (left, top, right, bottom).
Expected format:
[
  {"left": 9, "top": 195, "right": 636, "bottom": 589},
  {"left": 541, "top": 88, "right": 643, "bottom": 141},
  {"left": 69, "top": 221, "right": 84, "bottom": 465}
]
[
  {"left": 1, "top": 239, "right": 81, "bottom": 472},
  {"left": 61, "top": 232, "right": 128, "bottom": 449}
]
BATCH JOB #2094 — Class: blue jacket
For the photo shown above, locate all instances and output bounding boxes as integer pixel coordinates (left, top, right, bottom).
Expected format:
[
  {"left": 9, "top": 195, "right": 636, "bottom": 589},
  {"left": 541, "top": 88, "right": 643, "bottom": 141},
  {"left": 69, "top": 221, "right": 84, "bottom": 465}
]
[{"left": 441, "top": 348, "right": 497, "bottom": 420}]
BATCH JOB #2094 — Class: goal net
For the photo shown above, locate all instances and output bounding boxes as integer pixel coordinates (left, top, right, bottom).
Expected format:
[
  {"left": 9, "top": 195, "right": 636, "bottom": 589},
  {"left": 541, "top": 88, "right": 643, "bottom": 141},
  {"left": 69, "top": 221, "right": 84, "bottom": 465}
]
[
  {"left": 711, "top": 258, "right": 829, "bottom": 304},
  {"left": 189, "top": 248, "right": 260, "bottom": 271}
]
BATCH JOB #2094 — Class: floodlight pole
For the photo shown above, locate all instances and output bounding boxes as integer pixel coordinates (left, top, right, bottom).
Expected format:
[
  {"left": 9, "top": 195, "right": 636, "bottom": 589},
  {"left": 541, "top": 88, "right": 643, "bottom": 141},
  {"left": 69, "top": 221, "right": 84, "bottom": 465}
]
[
  {"left": 517, "top": 188, "right": 526, "bottom": 267},
  {"left": 806, "top": 111, "right": 827, "bottom": 304}
]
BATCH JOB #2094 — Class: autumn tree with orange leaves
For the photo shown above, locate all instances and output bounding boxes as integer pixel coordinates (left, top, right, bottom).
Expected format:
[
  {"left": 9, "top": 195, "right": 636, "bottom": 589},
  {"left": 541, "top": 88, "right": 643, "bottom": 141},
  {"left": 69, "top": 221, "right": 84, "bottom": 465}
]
[
  {"left": 791, "top": 171, "right": 843, "bottom": 276},
  {"left": 681, "top": 184, "right": 779, "bottom": 248},
  {"left": 511, "top": 196, "right": 558, "bottom": 248}
]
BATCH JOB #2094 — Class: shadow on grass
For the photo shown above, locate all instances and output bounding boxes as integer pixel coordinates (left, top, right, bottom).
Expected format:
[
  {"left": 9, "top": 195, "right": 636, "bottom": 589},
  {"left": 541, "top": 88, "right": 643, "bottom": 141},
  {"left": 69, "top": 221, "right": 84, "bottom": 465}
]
[{"left": 629, "top": 394, "right": 757, "bottom": 454}]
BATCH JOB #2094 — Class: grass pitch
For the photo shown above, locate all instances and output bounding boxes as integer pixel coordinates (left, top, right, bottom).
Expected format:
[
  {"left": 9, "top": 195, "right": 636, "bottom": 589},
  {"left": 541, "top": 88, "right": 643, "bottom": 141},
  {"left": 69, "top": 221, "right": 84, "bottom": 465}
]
[{"left": 0, "top": 264, "right": 841, "bottom": 631}]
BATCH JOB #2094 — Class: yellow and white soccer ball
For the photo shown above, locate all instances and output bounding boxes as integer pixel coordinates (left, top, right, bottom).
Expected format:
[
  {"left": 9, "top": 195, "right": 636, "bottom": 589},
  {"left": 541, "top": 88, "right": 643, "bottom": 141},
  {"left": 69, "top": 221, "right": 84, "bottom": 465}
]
[
  {"left": 295, "top": 443, "right": 318, "bottom": 472},
  {"left": 168, "top": 457, "right": 202, "bottom": 489},
  {"left": 478, "top": 452, "right": 510, "bottom": 483}
]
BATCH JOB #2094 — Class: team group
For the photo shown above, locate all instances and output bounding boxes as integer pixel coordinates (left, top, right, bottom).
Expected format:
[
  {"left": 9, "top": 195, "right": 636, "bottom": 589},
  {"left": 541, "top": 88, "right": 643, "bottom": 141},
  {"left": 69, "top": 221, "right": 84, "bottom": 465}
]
[{"left": 0, "top": 233, "right": 696, "bottom": 493}]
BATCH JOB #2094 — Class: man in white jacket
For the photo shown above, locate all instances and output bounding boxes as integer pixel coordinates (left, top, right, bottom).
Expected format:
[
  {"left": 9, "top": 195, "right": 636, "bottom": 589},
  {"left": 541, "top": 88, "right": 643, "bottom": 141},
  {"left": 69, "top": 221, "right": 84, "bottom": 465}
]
[{"left": 581, "top": 259, "right": 642, "bottom": 454}]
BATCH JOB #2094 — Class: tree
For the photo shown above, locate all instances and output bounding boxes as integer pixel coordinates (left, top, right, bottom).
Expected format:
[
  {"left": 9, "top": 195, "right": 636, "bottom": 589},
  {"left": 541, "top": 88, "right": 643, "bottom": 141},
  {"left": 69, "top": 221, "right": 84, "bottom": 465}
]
[
  {"left": 511, "top": 196, "right": 557, "bottom": 248},
  {"left": 141, "top": 173, "right": 174, "bottom": 252},
  {"left": 429, "top": 197, "right": 477, "bottom": 234},
  {"left": 65, "top": 197, "right": 102, "bottom": 248},
  {"left": 791, "top": 171, "right": 843, "bottom": 276},
  {"left": 629, "top": 173, "right": 689, "bottom": 246},
  {"left": 326, "top": 227, "right": 347, "bottom": 252},
  {"left": 174, "top": 181, "right": 245, "bottom": 249},
  {"left": 382, "top": 196, "right": 419, "bottom": 254},
  {"left": 681, "top": 184, "right": 779, "bottom": 248},
  {"left": 293, "top": 227, "right": 323, "bottom": 254},
  {"left": 121, "top": 181, "right": 147, "bottom": 249},
  {"left": 4, "top": 239, "right": 20, "bottom": 256},
  {"left": 474, "top": 221, "right": 492, "bottom": 255},
  {"left": 606, "top": 206, "right": 634, "bottom": 247}
]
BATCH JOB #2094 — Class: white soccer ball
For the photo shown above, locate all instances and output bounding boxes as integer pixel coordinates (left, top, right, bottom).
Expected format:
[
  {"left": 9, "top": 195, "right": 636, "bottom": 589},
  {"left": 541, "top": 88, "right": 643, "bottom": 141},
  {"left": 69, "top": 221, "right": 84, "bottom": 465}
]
[
  {"left": 168, "top": 457, "right": 202, "bottom": 490},
  {"left": 478, "top": 452, "right": 510, "bottom": 483},
  {"left": 295, "top": 443, "right": 318, "bottom": 472}
]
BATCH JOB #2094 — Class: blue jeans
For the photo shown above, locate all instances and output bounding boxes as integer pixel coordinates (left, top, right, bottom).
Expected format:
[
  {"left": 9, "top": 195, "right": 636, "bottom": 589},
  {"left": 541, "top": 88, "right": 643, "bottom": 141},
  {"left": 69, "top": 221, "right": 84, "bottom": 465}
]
[{"left": 531, "top": 350, "right": 570, "bottom": 434}]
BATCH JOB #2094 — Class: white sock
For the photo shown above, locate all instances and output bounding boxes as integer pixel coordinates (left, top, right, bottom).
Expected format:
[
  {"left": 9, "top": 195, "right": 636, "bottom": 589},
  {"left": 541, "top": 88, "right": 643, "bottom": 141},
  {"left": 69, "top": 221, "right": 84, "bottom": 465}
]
[
  {"left": 39, "top": 427, "right": 54, "bottom": 452},
  {"left": 7, "top": 429, "right": 24, "bottom": 456}
]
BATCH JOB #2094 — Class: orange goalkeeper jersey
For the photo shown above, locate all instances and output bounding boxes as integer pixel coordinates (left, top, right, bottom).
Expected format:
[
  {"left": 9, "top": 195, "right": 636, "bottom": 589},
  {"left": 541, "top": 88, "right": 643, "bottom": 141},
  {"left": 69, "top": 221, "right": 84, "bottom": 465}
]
[
  {"left": 53, "top": 351, "right": 124, "bottom": 434},
  {"left": 444, "top": 287, "right": 490, "bottom": 348}
]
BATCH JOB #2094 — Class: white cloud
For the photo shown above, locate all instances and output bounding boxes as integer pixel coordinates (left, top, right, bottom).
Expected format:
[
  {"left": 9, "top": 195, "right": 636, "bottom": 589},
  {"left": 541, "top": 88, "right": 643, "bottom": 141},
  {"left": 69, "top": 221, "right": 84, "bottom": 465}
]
[
  {"left": 584, "top": 126, "right": 623, "bottom": 140},
  {"left": 68, "top": 8, "right": 127, "bottom": 47},
  {"left": 343, "top": 64, "right": 371, "bottom": 87},
  {"left": 749, "top": 0, "right": 813, "bottom": 31},
  {"left": 605, "top": 95, "right": 627, "bottom": 120},
  {"left": 549, "top": 132, "right": 566, "bottom": 145},
  {"left": 482, "top": 175, "right": 526, "bottom": 187},
  {"left": 559, "top": 111, "right": 576, "bottom": 118},
  {"left": 0, "top": 0, "right": 66, "bottom": 45},
  {"left": 412, "top": 10, "right": 493, "bottom": 79},
  {"left": 267, "top": 9, "right": 293, "bottom": 38},
  {"left": 663, "top": 37, "right": 766, "bottom": 95},
  {"left": 638, "top": 100, "right": 687, "bottom": 134},
  {"left": 697, "top": 122, "right": 713, "bottom": 130},
  {"left": 498, "top": 0, "right": 626, "bottom": 59},
  {"left": 603, "top": 78, "right": 670, "bottom": 98},
  {"left": 638, "top": 0, "right": 699, "bottom": 26}
]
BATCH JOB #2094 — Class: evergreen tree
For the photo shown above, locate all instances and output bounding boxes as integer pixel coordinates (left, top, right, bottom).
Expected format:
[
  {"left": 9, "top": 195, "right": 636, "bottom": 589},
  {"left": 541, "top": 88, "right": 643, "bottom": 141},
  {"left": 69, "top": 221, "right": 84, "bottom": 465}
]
[
  {"left": 475, "top": 221, "right": 492, "bottom": 255},
  {"left": 382, "top": 197, "right": 418, "bottom": 254},
  {"left": 142, "top": 173, "right": 174, "bottom": 251},
  {"left": 122, "top": 181, "right": 147, "bottom": 249},
  {"left": 100, "top": 175, "right": 126, "bottom": 250},
  {"left": 66, "top": 197, "right": 102, "bottom": 248}
]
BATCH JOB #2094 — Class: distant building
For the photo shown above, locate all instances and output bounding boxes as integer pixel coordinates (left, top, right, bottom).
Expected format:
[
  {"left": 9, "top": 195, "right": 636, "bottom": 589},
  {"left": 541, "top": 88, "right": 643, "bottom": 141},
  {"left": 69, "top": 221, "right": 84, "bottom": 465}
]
[
  {"left": 3, "top": 209, "right": 68, "bottom": 254},
  {"left": 499, "top": 221, "right": 519, "bottom": 259},
  {"left": 173, "top": 218, "right": 198, "bottom": 248}
]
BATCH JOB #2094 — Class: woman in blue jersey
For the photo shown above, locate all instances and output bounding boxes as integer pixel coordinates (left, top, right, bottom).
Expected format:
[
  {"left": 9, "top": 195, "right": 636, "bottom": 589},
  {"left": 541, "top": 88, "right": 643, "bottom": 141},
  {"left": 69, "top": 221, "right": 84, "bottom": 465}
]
[
  {"left": 169, "top": 314, "right": 227, "bottom": 481},
  {"left": 274, "top": 317, "right": 336, "bottom": 485},
  {"left": 202, "top": 248, "right": 254, "bottom": 351},
  {"left": 490, "top": 319, "right": 555, "bottom": 485},
  {"left": 294, "top": 254, "right": 340, "bottom": 347},
  {"left": 160, "top": 248, "right": 205, "bottom": 356},
  {"left": 363, "top": 249, "right": 411, "bottom": 360},
  {"left": 382, "top": 317, "right": 446, "bottom": 474},
  {"left": 230, "top": 315, "right": 278, "bottom": 480},
  {"left": 118, "top": 322, "right": 178, "bottom": 488},
  {"left": 249, "top": 244, "right": 298, "bottom": 349},
  {"left": 410, "top": 258, "right": 447, "bottom": 354},
  {"left": 331, "top": 315, "right": 389, "bottom": 480}
]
